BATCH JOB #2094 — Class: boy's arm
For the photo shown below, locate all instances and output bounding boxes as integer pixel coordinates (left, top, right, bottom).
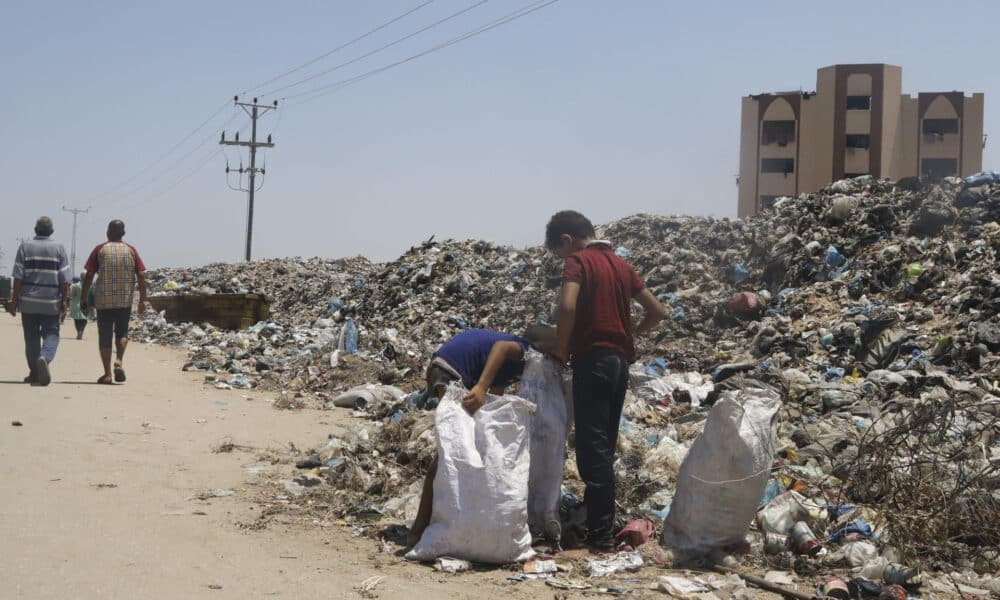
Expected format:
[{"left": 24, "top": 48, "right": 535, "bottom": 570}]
[
  {"left": 633, "top": 288, "right": 667, "bottom": 336},
  {"left": 554, "top": 281, "right": 580, "bottom": 364},
  {"left": 462, "top": 340, "right": 526, "bottom": 414}
]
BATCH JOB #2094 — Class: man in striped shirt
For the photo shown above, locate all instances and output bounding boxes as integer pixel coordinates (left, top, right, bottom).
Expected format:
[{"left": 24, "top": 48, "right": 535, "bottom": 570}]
[{"left": 5, "top": 217, "right": 71, "bottom": 386}]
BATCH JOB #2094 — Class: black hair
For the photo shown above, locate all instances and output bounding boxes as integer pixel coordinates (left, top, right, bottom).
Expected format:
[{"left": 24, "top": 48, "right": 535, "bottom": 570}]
[{"left": 545, "top": 210, "right": 595, "bottom": 249}]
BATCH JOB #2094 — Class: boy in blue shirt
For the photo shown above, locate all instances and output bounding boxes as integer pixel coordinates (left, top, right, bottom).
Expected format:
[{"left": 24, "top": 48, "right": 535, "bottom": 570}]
[{"left": 408, "top": 326, "right": 555, "bottom": 546}]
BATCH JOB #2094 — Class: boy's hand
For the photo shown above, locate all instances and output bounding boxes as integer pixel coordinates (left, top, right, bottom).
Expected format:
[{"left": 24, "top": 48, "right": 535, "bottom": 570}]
[{"left": 462, "top": 385, "right": 487, "bottom": 415}]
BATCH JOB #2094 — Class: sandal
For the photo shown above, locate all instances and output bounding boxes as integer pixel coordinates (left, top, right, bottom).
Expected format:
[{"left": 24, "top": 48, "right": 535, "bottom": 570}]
[
  {"left": 97, "top": 375, "right": 114, "bottom": 385},
  {"left": 114, "top": 365, "right": 126, "bottom": 383}
]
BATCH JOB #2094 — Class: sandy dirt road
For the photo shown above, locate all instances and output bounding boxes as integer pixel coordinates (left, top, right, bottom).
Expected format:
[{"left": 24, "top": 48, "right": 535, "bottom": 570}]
[
  {"left": 1, "top": 317, "right": 785, "bottom": 600},
  {"left": 0, "top": 317, "right": 557, "bottom": 600}
]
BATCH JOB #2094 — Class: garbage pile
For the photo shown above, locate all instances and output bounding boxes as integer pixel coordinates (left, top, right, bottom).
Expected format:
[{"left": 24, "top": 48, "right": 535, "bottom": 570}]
[{"left": 142, "top": 174, "right": 999, "bottom": 589}]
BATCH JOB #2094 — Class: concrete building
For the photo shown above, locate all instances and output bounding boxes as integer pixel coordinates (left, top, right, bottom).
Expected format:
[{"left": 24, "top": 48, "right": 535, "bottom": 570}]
[{"left": 738, "top": 64, "right": 985, "bottom": 217}]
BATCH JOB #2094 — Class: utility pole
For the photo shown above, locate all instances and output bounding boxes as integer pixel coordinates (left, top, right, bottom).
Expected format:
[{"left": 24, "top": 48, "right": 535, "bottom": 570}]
[
  {"left": 62, "top": 205, "right": 90, "bottom": 276},
  {"left": 220, "top": 96, "right": 277, "bottom": 262}
]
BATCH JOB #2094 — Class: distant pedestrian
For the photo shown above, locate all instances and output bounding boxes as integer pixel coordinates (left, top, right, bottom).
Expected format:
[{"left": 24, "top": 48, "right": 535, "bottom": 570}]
[
  {"left": 80, "top": 220, "right": 148, "bottom": 385},
  {"left": 4, "top": 216, "right": 71, "bottom": 386},
  {"left": 69, "top": 275, "right": 89, "bottom": 339}
]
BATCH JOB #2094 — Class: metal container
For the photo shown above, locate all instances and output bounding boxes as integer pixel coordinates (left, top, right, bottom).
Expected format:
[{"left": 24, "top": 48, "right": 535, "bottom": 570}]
[
  {"left": 148, "top": 293, "right": 270, "bottom": 330},
  {"left": 790, "top": 521, "right": 821, "bottom": 556},
  {"left": 823, "top": 578, "right": 850, "bottom": 600},
  {"left": 763, "top": 532, "right": 790, "bottom": 554}
]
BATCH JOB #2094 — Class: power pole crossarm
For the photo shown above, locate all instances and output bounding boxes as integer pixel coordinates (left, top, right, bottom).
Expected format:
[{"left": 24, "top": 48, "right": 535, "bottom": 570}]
[
  {"left": 61, "top": 205, "right": 90, "bottom": 276},
  {"left": 220, "top": 96, "right": 278, "bottom": 263}
]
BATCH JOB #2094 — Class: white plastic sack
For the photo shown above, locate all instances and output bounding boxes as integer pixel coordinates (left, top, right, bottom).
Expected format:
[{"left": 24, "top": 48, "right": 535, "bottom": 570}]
[
  {"left": 406, "top": 385, "right": 535, "bottom": 564},
  {"left": 518, "top": 350, "right": 572, "bottom": 541},
  {"left": 662, "top": 381, "right": 781, "bottom": 555}
]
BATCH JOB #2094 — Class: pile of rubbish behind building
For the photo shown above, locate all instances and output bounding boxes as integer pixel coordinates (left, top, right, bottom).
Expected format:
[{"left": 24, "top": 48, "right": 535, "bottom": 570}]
[{"left": 139, "top": 174, "right": 1000, "bottom": 590}]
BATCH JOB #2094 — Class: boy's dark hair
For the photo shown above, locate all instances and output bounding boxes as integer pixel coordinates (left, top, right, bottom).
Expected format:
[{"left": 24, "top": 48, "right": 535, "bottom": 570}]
[{"left": 545, "top": 210, "right": 595, "bottom": 249}]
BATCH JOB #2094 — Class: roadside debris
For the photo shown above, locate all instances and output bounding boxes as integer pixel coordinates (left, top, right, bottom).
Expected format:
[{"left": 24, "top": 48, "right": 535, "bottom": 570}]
[{"left": 138, "top": 174, "right": 1000, "bottom": 590}]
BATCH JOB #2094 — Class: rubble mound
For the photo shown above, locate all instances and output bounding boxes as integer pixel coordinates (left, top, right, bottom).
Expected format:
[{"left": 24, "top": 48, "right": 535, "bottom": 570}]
[{"left": 138, "top": 175, "right": 1000, "bottom": 578}]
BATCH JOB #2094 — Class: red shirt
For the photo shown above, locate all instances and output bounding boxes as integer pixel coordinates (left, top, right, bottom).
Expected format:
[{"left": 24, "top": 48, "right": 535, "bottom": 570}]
[{"left": 562, "top": 242, "right": 645, "bottom": 363}]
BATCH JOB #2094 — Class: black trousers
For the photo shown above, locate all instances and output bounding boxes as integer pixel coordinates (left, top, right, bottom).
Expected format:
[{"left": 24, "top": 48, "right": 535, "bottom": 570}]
[{"left": 572, "top": 349, "right": 629, "bottom": 541}]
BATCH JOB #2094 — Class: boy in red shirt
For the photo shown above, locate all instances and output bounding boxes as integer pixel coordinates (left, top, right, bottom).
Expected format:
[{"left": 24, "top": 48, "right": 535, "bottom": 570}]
[{"left": 546, "top": 210, "right": 666, "bottom": 551}]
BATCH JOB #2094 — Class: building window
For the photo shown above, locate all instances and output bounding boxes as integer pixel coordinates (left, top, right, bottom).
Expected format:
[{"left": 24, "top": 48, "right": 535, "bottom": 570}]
[
  {"left": 761, "top": 120, "right": 796, "bottom": 146},
  {"left": 761, "top": 158, "right": 794, "bottom": 175},
  {"left": 846, "top": 95, "right": 872, "bottom": 110},
  {"left": 845, "top": 134, "right": 870, "bottom": 149},
  {"left": 921, "top": 158, "right": 958, "bottom": 181},
  {"left": 923, "top": 118, "right": 959, "bottom": 143},
  {"left": 758, "top": 196, "right": 779, "bottom": 211},
  {"left": 923, "top": 118, "right": 959, "bottom": 135}
]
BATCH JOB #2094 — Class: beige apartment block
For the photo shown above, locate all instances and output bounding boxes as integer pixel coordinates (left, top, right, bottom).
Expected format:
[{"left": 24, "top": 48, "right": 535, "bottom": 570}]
[{"left": 738, "top": 64, "right": 985, "bottom": 217}]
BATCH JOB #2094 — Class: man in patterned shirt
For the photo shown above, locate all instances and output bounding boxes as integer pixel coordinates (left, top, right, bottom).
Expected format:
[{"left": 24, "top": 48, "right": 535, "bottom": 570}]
[{"left": 80, "top": 220, "right": 148, "bottom": 385}]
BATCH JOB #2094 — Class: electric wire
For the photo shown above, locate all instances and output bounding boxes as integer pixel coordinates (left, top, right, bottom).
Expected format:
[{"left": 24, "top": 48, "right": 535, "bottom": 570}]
[
  {"left": 259, "top": 0, "right": 490, "bottom": 98},
  {"left": 287, "top": 0, "right": 561, "bottom": 105},
  {"left": 240, "top": 0, "right": 437, "bottom": 95}
]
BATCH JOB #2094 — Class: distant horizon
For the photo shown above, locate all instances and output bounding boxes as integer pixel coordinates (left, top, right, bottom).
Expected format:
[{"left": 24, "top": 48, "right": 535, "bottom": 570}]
[{"left": 4, "top": 1, "right": 996, "bottom": 273}]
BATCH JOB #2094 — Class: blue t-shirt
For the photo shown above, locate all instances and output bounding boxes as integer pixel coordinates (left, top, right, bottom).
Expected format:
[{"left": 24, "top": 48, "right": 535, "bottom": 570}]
[{"left": 432, "top": 329, "right": 530, "bottom": 389}]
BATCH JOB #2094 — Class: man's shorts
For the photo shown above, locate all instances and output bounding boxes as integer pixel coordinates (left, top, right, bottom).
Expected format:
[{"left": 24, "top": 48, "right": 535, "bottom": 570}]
[{"left": 97, "top": 308, "right": 131, "bottom": 348}]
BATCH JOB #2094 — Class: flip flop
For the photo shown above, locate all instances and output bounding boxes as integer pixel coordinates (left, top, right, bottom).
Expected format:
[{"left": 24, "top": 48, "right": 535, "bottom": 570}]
[
  {"left": 114, "top": 365, "right": 126, "bottom": 383},
  {"left": 97, "top": 375, "right": 114, "bottom": 385}
]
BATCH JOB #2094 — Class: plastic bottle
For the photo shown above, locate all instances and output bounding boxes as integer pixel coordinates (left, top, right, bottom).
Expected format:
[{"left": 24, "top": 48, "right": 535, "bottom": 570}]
[{"left": 338, "top": 318, "right": 359, "bottom": 354}]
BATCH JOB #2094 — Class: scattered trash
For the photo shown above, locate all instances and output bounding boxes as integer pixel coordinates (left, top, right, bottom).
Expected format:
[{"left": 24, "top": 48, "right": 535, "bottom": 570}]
[
  {"left": 587, "top": 551, "right": 643, "bottom": 577},
  {"left": 433, "top": 558, "right": 470, "bottom": 573},
  {"left": 651, "top": 575, "right": 709, "bottom": 596}
]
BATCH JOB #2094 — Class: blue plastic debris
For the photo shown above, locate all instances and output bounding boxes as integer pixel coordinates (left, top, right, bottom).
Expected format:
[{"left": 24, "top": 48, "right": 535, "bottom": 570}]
[
  {"left": 825, "top": 367, "right": 846, "bottom": 382},
  {"left": 643, "top": 358, "right": 669, "bottom": 377},
  {"left": 328, "top": 298, "right": 343, "bottom": 315},
  {"left": 760, "top": 478, "right": 787, "bottom": 507},
  {"left": 340, "top": 318, "right": 359, "bottom": 354},
  {"left": 827, "top": 518, "right": 878, "bottom": 543},
  {"left": 615, "top": 246, "right": 631, "bottom": 259},
  {"left": 820, "top": 333, "right": 836, "bottom": 348},
  {"left": 733, "top": 263, "right": 750, "bottom": 284},
  {"left": 452, "top": 316, "right": 469, "bottom": 329},
  {"left": 825, "top": 245, "right": 845, "bottom": 268}
]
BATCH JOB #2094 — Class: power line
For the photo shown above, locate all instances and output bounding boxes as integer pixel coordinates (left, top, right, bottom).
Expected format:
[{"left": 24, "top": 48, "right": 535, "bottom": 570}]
[
  {"left": 101, "top": 111, "right": 243, "bottom": 209},
  {"left": 220, "top": 98, "right": 278, "bottom": 262},
  {"left": 241, "top": 0, "right": 437, "bottom": 95},
  {"left": 287, "top": 0, "right": 562, "bottom": 105},
  {"left": 118, "top": 147, "right": 223, "bottom": 215},
  {"left": 61, "top": 206, "right": 90, "bottom": 276},
  {"left": 260, "top": 0, "right": 490, "bottom": 98},
  {"left": 83, "top": 100, "right": 232, "bottom": 206}
]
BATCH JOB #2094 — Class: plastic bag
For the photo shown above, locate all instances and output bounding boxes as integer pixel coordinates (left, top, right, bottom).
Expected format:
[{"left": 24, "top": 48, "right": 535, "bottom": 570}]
[
  {"left": 662, "top": 380, "right": 781, "bottom": 555},
  {"left": 518, "top": 350, "right": 572, "bottom": 542},
  {"left": 406, "top": 385, "right": 535, "bottom": 564}
]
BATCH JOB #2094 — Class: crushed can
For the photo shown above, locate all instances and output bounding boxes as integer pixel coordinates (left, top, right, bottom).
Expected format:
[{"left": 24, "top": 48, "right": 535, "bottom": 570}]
[
  {"left": 878, "top": 584, "right": 907, "bottom": 600},
  {"left": 790, "top": 521, "right": 821, "bottom": 556},
  {"left": 763, "top": 532, "right": 790, "bottom": 554},
  {"left": 823, "top": 578, "right": 850, "bottom": 600}
]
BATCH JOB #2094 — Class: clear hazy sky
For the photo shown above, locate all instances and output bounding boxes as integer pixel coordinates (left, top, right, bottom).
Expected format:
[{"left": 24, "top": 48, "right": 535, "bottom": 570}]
[{"left": 3, "top": 0, "right": 997, "bottom": 274}]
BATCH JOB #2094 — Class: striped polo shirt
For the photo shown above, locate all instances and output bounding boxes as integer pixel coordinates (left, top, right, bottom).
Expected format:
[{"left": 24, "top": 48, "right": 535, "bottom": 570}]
[{"left": 12, "top": 236, "right": 70, "bottom": 315}]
